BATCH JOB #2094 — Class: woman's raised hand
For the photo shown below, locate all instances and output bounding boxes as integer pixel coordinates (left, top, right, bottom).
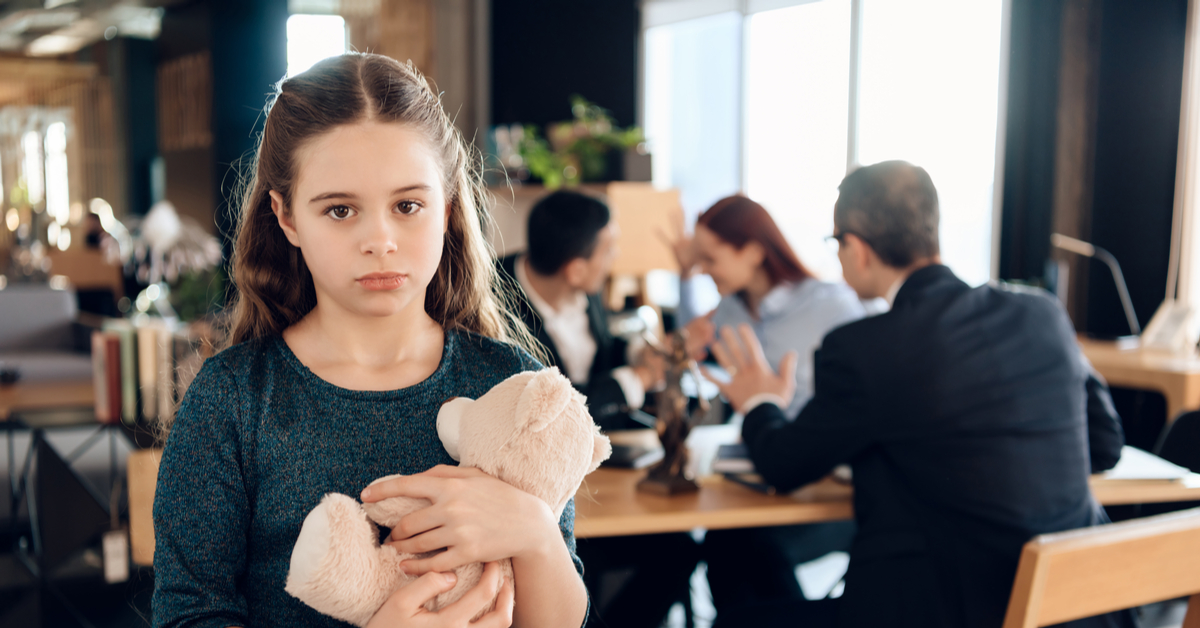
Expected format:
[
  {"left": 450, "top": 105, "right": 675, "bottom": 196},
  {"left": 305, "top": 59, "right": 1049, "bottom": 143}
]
[
  {"left": 683, "top": 312, "right": 716, "bottom": 361},
  {"left": 361, "top": 465, "right": 560, "bottom": 575},
  {"left": 364, "top": 561, "right": 514, "bottom": 628},
  {"left": 658, "top": 204, "right": 698, "bottom": 279}
]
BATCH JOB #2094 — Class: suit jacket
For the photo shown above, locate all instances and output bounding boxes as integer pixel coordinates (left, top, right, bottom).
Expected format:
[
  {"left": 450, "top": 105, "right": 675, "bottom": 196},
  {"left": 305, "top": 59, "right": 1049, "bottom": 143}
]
[
  {"left": 743, "top": 265, "right": 1131, "bottom": 628},
  {"left": 498, "top": 254, "right": 647, "bottom": 431}
]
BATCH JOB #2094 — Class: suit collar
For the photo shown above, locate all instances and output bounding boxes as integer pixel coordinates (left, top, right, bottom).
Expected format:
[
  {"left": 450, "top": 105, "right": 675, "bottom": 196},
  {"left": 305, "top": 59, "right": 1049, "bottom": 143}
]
[{"left": 892, "top": 264, "right": 961, "bottom": 308}]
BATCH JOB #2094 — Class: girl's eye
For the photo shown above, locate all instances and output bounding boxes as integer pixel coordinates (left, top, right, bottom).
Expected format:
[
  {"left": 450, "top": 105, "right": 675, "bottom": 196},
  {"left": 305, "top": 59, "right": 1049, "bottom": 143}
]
[
  {"left": 325, "top": 205, "right": 355, "bottom": 220},
  {"left": 396, "top": 201, "right": 421, "bottom": 215}
]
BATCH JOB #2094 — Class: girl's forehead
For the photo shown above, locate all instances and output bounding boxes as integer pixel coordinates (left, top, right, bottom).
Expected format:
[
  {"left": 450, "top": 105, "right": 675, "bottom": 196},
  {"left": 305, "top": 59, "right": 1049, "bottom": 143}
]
[{"left": 292, "top": 121, "right": 445, "bottom": 196}]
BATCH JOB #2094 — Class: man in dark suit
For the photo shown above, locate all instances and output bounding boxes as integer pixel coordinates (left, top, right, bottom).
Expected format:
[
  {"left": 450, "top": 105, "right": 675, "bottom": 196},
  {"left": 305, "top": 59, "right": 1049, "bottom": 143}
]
[
  {"left": 497, "top": 190, "right": 664, "bottom": 431},
  {"left": 499, "top": 190, "right": 697, "bottom": 628},
  {"left": 707, "top": 161, "right": 1131, "bottom": 628}
]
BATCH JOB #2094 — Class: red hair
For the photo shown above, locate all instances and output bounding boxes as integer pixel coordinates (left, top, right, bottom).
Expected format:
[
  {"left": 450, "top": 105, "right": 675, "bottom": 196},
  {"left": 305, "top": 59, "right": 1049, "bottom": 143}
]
[{"left": 696, "top": 195, "right": 812, "bottom": 285}]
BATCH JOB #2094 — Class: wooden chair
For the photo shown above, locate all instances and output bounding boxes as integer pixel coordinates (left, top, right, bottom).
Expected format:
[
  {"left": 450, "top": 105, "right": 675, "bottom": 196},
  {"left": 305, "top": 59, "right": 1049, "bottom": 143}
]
[
  {"left": 1002, "top": 507, "right": 1200, "bottom": 628},
  {"left": 127, "top": 448, "right": 162, "bottom": 566}
]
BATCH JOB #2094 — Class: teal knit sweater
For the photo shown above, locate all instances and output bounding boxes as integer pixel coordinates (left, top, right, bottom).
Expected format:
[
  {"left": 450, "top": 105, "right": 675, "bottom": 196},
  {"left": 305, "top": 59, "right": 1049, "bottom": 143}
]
[{"left": 152, "top": 330, "right": 582, "bottom": 627}]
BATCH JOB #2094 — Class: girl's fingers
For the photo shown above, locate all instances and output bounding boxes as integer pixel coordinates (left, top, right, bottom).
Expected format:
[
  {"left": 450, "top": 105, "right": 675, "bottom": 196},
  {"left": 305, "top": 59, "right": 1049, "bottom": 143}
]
[
  {"left": 415, "top": 464, "right": 480, "bottom": 479},
  {"left": 389, "top": 570, "right": 457, "bottom": 612},
  {"left": 400, "top": 547, "right": 466, "bottom": 575},
  {"left": 390, "top": 527, "right": 453, "bottom": 556},
  {"left": 471, "top": 576, "right": 515, "bottom": 628},
  {"left": 438, "top": 562, "right": 505, "bottom": 624},
  {"left": 389, "top": 507, "right": 444, "bottom": 541},
  {"left": 361, "top": 474, "right": 444, "bottom": 503}
]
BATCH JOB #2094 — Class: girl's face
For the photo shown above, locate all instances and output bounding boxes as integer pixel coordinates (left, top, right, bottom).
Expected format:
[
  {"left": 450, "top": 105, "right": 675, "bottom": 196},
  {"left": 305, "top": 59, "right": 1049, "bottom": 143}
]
[
  {"left": 694, "top": 224, "right": 765, "bottom": 297},
  {"left": 271, "top": 121, "right": 448, "bottom": 320}
]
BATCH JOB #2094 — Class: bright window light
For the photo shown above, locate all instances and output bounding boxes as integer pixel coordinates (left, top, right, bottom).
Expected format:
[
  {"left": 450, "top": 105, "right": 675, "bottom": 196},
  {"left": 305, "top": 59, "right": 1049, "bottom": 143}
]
[
  {"left": 287, "top": 14, "right": 347, "bottom": 78},
  {"left": 744, "top": 0, "right": 852, "bottom": 281},
  {"left": 22, "top": 130, "right": 43, "bottom": 205},
  {"left": 857, "top": 0, "right": 1005, "bottom": 286},
  {"left": 644, "top": 11, "right": 743, "bottom": 314},
  {"left": 45, "top": 121, "right": 70, "bottom": 225},
  {"left": 642, "top": 0, "right": 1006, "bottom": 285},
  {"left": 644, "top": 12, "right": 742, "bottom": 215}
]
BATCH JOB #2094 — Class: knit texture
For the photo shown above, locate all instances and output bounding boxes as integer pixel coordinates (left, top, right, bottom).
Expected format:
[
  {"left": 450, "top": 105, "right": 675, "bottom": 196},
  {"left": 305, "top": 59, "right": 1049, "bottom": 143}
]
[{"left": 152, "top": 329, "right": 581, "bottom": 628}]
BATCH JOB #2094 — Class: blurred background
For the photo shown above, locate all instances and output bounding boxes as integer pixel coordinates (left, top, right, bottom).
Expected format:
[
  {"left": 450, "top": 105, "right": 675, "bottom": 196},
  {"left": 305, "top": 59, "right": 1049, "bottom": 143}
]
[{"left": 0, "top": 0, "right": 1195, "bottom": 626}]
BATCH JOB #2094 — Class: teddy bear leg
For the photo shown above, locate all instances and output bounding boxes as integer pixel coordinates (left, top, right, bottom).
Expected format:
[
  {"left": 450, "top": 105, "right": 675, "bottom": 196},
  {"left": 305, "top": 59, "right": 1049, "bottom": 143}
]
[{"left": 286, "top": 493, "right": 408, "bottom": 628}]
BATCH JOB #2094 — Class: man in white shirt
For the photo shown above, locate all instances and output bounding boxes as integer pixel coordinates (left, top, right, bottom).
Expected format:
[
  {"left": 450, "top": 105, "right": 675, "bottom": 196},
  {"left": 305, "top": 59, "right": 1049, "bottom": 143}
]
[
  {"left": 499, "top": 190, "right": 697, "bottom": 628},
  {"left": 499, "top": 190, "right": 665, "bottom": 430}
]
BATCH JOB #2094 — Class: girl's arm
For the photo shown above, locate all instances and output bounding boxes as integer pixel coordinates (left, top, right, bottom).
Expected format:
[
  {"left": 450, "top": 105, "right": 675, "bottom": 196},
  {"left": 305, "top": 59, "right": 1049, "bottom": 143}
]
[
  {"left": 152, "top": 361, "right": 252, "bottom": 628},
  {"left": 364, "top": 466, "right": 589, "bottom": 628}
]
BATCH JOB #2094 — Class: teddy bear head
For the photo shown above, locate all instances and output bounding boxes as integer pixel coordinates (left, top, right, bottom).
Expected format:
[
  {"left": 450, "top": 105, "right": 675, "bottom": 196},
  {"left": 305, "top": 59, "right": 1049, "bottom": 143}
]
[{"left": 437, "top": 368, "right": 610, "bottom": 517}]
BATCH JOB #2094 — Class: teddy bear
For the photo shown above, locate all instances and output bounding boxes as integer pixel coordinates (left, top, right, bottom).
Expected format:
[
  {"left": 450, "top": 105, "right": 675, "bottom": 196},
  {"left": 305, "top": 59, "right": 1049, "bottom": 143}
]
[{"left": 284, "top": 367, "right": 612, "bottom": 627}]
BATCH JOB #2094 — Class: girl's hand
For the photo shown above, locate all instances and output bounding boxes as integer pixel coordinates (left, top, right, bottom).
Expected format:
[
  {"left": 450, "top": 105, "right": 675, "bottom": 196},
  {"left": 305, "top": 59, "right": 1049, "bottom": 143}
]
[
  {"left": 361, "top": 465, "right": 560, "bottom": 575},
  {"left": 365, "top": 561, "right": 514, "bottom": 628},
  {"left": 683, "top": 312, "right": 716, "bottom": 361}
]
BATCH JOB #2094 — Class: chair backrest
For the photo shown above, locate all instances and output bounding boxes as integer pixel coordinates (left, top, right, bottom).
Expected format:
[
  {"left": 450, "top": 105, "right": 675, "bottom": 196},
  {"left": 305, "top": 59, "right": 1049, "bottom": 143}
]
[
  {"left": 127, "top": 448, "right": 162, "bottom": 566},
  {"left": 1002, "top": 507, "right": 1200, "bottom": 628}
]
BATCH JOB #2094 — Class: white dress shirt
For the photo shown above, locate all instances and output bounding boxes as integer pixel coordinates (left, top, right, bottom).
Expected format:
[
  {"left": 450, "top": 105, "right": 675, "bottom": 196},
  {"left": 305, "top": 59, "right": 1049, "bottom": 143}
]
[{"left": 514, "top": 256, "right": 647, "bottom": 408}]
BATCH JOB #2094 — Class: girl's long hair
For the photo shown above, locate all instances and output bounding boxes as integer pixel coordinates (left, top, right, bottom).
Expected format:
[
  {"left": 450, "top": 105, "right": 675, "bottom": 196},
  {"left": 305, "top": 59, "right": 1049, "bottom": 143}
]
[
  {"left": 697, "top": 195, "right": 812, "bottom": 285},
  {"left": 225, "top": 53, "right": 536, "bottom": 355}
]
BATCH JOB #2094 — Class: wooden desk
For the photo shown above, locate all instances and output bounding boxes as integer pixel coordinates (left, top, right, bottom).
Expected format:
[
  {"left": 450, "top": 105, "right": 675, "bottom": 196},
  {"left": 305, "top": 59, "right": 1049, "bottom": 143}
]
[
  {"left": 574, "top": 469, "right": 851, "bottom": 539},
  {"left": 574, "top": 468, "right": 1200, "bottom": 539},
  {"left": 1078, "top": 337, "right": 1200, "bottom": 422},
  {"left": 0, "top": 380, "right": 94, "bottom": 421}
]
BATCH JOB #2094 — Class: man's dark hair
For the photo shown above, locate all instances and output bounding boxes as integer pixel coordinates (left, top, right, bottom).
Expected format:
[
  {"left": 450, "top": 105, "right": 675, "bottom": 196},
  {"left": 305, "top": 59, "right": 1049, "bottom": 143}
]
[
  {"left": 526, "top": 190, "right": 612, "bottom": 275},
  {"left": 834, "top": 160, "right": 940, "bottom": 268}
]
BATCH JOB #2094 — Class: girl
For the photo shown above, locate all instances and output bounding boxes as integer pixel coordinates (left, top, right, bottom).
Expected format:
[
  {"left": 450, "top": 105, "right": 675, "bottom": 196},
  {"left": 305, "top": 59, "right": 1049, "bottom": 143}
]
[
  {"left": 669, "top": 195, "right": 866, "bottom": 418},
  {"left": 152, "top": 54, "right": 587, "bottom": 628}
]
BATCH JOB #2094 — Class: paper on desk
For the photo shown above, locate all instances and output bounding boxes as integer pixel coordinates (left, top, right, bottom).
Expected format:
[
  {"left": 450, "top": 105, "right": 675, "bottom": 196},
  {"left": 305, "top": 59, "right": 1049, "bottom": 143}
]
[{"left": 1102, "top": 446, "right": 1191, "bottom": 481}]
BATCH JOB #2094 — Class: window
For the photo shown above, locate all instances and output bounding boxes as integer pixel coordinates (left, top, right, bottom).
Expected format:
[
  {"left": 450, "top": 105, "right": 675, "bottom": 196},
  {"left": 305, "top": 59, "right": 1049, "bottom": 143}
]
[
  {"left": 744, "top": 0, "right": 851, "bottom": 280},
  {"left": 286, "top": 13, "right": 348, "bottom": 78},
  {"left": 643, "top": 0, "right": 1009, "bottom": 286}
]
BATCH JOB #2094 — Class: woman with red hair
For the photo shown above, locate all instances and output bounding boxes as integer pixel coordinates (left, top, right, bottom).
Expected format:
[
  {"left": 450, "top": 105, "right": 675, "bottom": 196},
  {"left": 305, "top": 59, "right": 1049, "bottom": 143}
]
[
  {"left": 670, "top": 194, "right": 866, "bottom": 418},
  {"left": 667, "top": 194, "right": 867, "bottom": 618}
]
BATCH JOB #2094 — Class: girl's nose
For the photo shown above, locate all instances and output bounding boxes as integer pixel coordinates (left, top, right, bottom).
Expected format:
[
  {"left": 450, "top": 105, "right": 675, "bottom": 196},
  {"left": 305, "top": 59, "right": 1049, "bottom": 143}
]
[{"left": 359, "top": 212, "right": 399, "bottom": 256}]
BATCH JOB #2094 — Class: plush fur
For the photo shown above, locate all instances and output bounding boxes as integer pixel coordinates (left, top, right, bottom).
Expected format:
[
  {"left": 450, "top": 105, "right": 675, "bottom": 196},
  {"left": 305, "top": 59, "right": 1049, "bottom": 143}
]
[{"left": 285, "top": 368, "right": 611, "bottom": 626}]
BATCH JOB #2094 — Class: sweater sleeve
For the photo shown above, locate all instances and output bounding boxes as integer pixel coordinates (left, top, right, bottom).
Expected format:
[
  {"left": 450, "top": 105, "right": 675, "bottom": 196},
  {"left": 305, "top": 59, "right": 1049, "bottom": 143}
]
[
  {"left": 152, "top": 359, "right": 252, "bottom": 628},
  {"left": 558, "top": 498, "right": 584, "bottom": 578}
]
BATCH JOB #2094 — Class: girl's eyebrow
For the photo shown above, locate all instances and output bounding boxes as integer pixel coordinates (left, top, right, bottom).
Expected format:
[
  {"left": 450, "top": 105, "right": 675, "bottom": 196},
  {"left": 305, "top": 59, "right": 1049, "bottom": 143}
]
[{"left": 308, "top": 184, "right": 434, "bottom": 204}]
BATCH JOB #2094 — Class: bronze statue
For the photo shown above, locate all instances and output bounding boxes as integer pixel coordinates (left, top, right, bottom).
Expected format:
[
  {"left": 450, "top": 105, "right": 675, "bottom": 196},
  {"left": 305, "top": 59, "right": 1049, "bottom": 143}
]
[{"left": 637, "top": 330, "right": 709, "bottom": 495}]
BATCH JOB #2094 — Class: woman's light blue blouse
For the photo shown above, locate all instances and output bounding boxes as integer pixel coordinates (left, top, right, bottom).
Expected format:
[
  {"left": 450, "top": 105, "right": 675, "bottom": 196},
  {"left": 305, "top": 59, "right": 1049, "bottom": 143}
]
[{"left": 684, "top": 278, "right": 868, "bottom": 417}]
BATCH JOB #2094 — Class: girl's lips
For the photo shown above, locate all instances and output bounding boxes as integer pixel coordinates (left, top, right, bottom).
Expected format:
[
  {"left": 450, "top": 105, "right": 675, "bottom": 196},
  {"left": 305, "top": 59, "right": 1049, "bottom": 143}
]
[{"left": 357, "top": 273, "right": 406, "bottom": 291}]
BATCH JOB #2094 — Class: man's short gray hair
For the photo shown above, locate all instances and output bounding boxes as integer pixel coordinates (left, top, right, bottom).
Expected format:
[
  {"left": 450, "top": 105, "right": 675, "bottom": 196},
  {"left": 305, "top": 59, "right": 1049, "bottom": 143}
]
[{"left": 834, "top": 160, "right": 940, "bottom": 268}]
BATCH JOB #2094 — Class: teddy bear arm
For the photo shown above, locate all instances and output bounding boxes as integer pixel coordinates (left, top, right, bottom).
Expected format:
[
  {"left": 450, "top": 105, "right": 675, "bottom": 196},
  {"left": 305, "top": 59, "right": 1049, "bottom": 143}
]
[{"left": 286, "top": 494, "right": 411, "bottom": 627}]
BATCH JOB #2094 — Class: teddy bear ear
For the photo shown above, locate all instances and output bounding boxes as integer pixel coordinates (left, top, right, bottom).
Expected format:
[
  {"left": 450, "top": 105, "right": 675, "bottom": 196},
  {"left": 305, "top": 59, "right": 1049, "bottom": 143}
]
[
  {"left": 516, "top": 368, "right": 576, "bottom": 433},
  {"left": 590, "top": 433, "right": 613, "bottom": 472}
]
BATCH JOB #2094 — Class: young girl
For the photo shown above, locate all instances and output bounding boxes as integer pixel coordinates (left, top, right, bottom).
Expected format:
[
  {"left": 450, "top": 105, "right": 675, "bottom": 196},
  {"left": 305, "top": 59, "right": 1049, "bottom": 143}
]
[{"left": 152, "top": 54, "right": 588, "bottom": 628}]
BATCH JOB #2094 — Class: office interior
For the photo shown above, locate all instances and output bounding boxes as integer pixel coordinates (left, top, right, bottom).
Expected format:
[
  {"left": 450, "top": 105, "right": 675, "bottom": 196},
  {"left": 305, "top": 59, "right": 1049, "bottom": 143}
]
[{"left": 0, "top": 0, "right": 1198, "bottom": 627}]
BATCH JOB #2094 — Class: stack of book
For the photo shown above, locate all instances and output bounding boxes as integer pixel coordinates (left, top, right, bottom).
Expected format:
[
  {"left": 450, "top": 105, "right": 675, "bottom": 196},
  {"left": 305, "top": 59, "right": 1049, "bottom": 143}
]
[{"left": 90, "top": 318, "right": 218, "bottom": 426}]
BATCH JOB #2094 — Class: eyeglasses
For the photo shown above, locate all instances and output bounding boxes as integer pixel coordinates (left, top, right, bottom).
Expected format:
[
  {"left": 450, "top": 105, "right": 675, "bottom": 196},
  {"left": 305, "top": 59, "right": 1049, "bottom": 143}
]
[{"left": 824, "top": 231, "right": 871, "bottom": 252}]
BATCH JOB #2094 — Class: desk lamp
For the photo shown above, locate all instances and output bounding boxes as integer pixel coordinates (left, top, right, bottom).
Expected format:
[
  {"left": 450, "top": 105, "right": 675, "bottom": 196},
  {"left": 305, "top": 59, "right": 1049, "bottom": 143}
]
[{"left": 1051, "top": 234, "right": 1141, "bottom": 337}]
